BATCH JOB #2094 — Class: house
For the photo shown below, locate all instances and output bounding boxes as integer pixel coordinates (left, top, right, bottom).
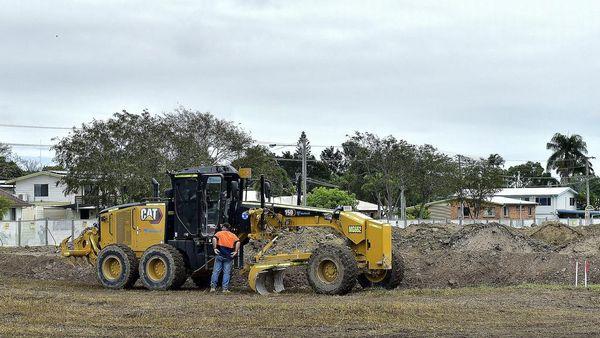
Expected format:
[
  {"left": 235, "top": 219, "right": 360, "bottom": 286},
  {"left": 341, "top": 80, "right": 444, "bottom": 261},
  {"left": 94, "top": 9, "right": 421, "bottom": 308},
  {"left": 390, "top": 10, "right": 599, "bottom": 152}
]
[
  {"left": 0, "top": 179, "right": 15, "bottom": 193},
  {"left": 242, "top": 190, "right": 381, "bottom": 218},
  {"left": 0, "top": 189, "right": 32, "bottom": 220},
  {"left": 427, "top": 196, "right": 537, "bottom": 220},
  {"left": 5, "top": 171, "right": 96, "bottom": 220},
  {"left": 495, "top": 187, "right": 577, "bottom": 219}
]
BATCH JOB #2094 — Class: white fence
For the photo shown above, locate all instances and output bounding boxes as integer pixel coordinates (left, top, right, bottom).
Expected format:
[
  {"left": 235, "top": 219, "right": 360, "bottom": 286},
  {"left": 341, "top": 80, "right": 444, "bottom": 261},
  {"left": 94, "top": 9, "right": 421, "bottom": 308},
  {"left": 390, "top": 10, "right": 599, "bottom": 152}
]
[
  {"left": 388, "top": 218, "right": 600, "bottom": 228},
  {"left": 0, "top": 219, "right": 94, "bottom": 247}
]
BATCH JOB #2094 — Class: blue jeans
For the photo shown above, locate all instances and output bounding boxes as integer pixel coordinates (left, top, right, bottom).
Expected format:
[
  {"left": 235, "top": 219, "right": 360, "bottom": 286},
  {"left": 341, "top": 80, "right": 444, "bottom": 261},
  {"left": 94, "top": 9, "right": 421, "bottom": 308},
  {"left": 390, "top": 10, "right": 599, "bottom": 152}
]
[{"left": 210, "top": 255, "right": 233, "bottom": 290}]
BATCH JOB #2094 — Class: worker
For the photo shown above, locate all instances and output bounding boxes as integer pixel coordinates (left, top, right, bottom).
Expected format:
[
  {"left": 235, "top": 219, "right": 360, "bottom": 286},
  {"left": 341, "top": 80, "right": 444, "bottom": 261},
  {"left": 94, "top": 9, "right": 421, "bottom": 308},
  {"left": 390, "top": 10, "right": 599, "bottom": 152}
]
[{"left": 210, "top": 223, "right": 240, "bottom": 293}]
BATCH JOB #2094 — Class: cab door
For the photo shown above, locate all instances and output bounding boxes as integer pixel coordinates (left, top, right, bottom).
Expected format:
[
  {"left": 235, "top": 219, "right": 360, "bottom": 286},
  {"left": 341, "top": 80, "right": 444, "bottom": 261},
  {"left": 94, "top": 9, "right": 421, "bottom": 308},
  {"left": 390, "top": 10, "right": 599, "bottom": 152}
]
[{"left": 201, "top": 174, "right": 224, "bottom": 237}]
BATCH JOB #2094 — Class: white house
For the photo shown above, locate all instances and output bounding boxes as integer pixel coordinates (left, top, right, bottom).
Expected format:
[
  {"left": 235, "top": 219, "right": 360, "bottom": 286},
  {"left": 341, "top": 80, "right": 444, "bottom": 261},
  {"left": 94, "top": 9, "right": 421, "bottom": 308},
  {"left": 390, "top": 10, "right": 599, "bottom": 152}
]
[
  {"left": 6, "top": 171, "right": 96, "bottom": 220},
  {"left": 495, "top": 187, "right": 578, "bottom": 219},
  {"left": 242, "top": 190, "right": 380, "bottom": 217},
  {"left": 0, "top": 188, "right": 31, "bottom": 221}
]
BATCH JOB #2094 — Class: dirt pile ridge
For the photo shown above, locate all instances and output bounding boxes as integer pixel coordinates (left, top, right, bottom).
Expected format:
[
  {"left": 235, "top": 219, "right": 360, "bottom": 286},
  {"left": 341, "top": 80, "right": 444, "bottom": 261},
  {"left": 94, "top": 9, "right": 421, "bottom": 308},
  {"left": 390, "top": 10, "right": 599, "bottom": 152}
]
[
  {"left": 449, "top": 223, "right": 552, "bottom": 253},
  {"left": 529, "top": 221, "right": 583, "bottom": 247}
]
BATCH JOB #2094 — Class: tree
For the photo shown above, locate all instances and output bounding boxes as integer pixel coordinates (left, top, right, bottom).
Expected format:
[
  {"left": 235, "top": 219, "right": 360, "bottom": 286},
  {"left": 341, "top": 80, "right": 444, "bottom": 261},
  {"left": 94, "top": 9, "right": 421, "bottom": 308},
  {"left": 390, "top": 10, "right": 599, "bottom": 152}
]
[
  {"left": 231, "top": 145, "right": 294, "bottom": 196},
  {"left": 0, "top": 144, "right": 23, "bottom": 179},
  {"left": 506, "top": 161, "right": 558, "bottom": 187},
  {"left": 16, "top": 157, "right": 43, "bottom": 174},
  {"left": 0, "top": 195, "right": 11, "bottom": 219},
  {"left": 487, "top": 154, "right": 505, "bottom": 167},
  {"left": 458, "top": 157, "right": 504, "bottom": 218},
  {"left": 306, "top": 187, "right": 357, "bottom": 209},
  {"left": 320, "top": 146, "right": 346, "bottom": 176},
  {"left": 546, "top": 133, "right": 591, "bottom": 182},
  {"left": 276, "top": 131, "right": 332, "bottom": 188},
  {"left": 412, "top": 145, "right": 458, "bottom": 218},
  {"left": 53, "top": 108, "right": 253, "bottom": 207},
  {"left": 342, "top": 132, "right": 415, "bottom": 220}
]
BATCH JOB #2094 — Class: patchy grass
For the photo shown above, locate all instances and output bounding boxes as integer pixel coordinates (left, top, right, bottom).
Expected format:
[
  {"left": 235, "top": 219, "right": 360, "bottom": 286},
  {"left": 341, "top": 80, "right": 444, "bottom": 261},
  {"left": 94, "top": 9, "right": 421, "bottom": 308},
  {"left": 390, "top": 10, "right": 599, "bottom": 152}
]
[{"left": 1, "top": 278, "right": 600, "bottom": 337}]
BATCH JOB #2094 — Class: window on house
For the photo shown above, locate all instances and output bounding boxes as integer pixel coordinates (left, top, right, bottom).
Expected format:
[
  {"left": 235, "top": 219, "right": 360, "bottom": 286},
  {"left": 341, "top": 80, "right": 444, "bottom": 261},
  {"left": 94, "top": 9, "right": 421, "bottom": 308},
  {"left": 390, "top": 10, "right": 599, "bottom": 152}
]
[
  {"left": 528, "top": 206, "right": 533, "bottom": 216},
  {"left": 34, "top": 184, "right": 49, "bottom": 197},
  {"left": 483, "top": 207, "right": 496, "bottom": 217},
  {"left": 569, "top": 198, "right": 576, "bottom": 207},
  {"left": 458, "top": 206, "right": 470, "bottom": 217},
  {"left": 503, "top": 206, "right": 509, "bottom": 217},
  {"left": 523, "top": 197, "right": 530, "bottom": 201},
  {"left": 535, "top": 197, "right": 551, "bottom": 206}
]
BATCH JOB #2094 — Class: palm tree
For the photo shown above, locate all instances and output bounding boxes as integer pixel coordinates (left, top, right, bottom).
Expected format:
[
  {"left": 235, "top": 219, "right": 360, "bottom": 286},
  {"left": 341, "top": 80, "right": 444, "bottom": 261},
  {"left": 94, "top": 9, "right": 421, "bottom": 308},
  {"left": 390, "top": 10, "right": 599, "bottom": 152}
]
[{"left": 546, "top": 133, "right": 591, "bottom": 181}]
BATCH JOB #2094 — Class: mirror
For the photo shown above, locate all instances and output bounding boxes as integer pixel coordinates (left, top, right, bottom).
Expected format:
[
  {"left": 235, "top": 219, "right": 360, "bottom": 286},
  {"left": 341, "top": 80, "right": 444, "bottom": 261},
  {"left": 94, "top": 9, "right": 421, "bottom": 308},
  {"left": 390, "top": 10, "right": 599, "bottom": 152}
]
[{"left": 264, "top": 181, "right": 272, "bottom": 199}]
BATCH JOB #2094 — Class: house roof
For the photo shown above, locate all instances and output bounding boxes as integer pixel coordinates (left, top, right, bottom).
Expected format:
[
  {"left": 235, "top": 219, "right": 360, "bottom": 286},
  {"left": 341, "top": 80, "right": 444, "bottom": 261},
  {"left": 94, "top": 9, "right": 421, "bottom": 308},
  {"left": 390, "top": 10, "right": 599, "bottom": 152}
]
[
  {"left": 495, "top": 187, "right": 577, "bottom": 197},
  {"left": 5, "top": 170, "right": 65, "bottom": 184},
  {"left": 0, "top": 189, "right": 32, "bottom": 208}
]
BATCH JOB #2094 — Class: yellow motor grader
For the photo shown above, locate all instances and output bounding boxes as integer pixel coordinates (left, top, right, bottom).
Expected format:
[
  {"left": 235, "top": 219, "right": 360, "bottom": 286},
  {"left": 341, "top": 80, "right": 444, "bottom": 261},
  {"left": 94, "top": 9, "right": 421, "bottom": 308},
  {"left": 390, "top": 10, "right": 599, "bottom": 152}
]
[{"left": 60, "top": 166, "right": 403, "bottom": 295}]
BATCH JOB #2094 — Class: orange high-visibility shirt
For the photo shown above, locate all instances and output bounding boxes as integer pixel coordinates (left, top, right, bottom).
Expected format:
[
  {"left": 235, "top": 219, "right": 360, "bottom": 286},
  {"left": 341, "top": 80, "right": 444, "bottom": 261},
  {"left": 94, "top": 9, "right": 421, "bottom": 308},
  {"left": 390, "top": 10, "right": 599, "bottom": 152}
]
[{"left": 214, "top": 230, "right": 239, "bottom": 249}]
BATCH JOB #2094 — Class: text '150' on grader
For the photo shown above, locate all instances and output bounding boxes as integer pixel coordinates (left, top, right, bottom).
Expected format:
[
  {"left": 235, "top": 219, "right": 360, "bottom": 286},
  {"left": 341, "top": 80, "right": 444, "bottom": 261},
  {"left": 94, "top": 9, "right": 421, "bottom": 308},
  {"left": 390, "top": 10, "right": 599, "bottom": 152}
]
[{"left": 60, "top": 166, "right": 404, "bottom": 295}]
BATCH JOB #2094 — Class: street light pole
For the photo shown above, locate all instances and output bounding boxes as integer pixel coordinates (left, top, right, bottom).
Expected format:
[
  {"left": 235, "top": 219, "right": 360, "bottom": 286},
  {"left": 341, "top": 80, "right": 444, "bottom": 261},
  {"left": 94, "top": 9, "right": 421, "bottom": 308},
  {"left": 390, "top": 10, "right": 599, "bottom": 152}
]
[{"left": 585, "top": 157, "right": 595, "bottom": 225}]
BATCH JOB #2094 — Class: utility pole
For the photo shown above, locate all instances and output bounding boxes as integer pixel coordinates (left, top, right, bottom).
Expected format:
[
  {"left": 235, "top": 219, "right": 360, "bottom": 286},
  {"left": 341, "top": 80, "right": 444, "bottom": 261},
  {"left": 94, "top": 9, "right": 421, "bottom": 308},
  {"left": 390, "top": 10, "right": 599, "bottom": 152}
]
[
  {"left": 300, "top": 132, "right": 308, "bottom": 206},
  {"left": 458, "top": 155, "right": 464, "bottom": 224},
  {"left": 585, "top": 156, "right": 595, "bottom": 225}
]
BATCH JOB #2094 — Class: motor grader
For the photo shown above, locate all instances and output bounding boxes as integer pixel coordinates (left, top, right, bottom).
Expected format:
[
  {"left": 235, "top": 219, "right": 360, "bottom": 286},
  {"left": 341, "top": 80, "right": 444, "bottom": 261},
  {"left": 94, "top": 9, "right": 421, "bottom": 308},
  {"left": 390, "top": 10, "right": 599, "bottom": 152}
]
[{"left": 60, "top": 165, "right": 403, "bottom": 295}]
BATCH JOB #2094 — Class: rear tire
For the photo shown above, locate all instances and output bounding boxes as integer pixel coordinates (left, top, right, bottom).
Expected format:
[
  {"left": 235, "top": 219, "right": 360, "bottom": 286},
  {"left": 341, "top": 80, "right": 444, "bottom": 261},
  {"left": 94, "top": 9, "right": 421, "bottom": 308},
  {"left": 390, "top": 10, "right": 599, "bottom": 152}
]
[
  {"left": 358, "top": 246, "right": 405, "bottom": 289},
  {"left": 96, "top": 244, "right": 138, "bottom": 289},
  {"left": 139, "top": 244, "right": 188, "bottom": 290},
  {"left": 306, "top": 244, "right": 358, "bottom": 295}
]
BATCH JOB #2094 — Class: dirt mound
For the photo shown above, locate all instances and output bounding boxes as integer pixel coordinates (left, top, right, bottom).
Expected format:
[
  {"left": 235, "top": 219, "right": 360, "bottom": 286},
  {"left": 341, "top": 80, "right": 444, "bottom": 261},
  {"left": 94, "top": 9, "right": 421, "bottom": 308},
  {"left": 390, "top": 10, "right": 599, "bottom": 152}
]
[
  {"left": 449, "top": 223, "right": 551, "bottom": 253},
  {"left": 529, "top": 222, "right": 583, "bottom": 246},
  {"left": 0, "top": 247, "right": 95, "bottom": 284},
  {"left": 559, "top": 236, "right": 600, "bottom": 255},
  {"left": 394, "top": 224, "right": 456, "bottom": 253}
]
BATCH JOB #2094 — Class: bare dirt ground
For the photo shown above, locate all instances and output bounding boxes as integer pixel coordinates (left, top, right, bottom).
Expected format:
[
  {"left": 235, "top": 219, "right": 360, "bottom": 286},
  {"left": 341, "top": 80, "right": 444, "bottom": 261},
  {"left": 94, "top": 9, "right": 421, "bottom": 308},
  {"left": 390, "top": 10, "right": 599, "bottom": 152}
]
[
  {"left": 1, "top": 278, "right": 600, "bottom": 337},
  {"left": 2, "top": 221, "right": 600, "bottom": 336}
]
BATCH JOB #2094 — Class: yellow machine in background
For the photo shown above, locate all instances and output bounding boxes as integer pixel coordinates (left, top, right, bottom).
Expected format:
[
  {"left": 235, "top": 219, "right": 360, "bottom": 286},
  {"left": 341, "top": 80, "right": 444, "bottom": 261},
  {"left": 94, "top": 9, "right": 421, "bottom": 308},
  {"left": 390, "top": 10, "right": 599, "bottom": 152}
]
[{"left": 61, "top": 166, "right": 403, "bottom": 295}]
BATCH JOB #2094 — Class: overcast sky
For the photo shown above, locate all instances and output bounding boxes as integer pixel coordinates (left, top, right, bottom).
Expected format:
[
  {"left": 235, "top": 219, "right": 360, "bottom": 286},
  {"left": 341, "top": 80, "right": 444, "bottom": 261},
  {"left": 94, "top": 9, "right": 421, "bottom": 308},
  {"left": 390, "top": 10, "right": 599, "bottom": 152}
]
[{"left": 1, "top": 0, "right": 600, "bottom": 170}]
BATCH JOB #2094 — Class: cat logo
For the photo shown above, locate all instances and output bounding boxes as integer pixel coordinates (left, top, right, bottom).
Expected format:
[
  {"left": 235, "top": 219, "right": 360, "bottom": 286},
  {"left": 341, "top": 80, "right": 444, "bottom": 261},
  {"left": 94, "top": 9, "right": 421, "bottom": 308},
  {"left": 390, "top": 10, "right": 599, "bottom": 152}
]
[{"left": 140, "top": 208, "right": 163, "bottom": 224}]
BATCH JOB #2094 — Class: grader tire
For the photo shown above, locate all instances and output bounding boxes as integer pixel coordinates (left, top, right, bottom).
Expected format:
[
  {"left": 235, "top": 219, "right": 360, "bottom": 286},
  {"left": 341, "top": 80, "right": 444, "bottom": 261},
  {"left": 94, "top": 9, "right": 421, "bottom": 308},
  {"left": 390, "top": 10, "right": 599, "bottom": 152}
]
[
  {"left": 96, "top": 244, "right": 138, "bottom": 289},
  {"left": 307, "top": 244, "right": 358, "bottom": 295},
  {"left": 139, "top": 244, "right": 188, "bottom": 290},
  {"left": 358, "top": 246, "right": 405, "bottom": 290}
]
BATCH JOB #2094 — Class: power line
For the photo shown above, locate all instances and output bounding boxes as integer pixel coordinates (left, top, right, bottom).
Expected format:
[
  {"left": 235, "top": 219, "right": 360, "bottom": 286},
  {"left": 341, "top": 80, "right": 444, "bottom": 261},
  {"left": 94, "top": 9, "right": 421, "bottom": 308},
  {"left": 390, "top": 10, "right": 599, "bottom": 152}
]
[
  {"left": 3, "top": 142, "right": 54, "bottom": 148},
  {"left": 0, "top": 123, "right": 72, "bottom": 130}
]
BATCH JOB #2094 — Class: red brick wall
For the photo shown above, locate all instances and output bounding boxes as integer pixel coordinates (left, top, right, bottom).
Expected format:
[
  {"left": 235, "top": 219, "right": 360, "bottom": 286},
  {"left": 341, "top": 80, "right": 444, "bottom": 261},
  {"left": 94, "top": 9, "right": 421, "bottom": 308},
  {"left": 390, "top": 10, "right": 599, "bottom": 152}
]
[{"left": 448, "top": 200, "right": 535, "bottom": 220}]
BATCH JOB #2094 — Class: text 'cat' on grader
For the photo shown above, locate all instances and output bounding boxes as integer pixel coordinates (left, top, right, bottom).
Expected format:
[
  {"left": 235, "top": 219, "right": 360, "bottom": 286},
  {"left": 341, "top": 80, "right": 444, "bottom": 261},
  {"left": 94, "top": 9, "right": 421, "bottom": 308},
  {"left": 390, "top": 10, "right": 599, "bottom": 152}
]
[{"left": 60, "top": 166, "right": 404, "bottom": 295}]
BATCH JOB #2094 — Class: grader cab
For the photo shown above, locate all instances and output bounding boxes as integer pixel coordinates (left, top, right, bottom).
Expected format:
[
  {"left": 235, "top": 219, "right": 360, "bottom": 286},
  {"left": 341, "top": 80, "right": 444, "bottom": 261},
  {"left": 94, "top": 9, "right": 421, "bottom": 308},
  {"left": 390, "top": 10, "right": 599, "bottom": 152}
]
[{"left": 60, "top": 165, "right": 403, "bottom": 294}]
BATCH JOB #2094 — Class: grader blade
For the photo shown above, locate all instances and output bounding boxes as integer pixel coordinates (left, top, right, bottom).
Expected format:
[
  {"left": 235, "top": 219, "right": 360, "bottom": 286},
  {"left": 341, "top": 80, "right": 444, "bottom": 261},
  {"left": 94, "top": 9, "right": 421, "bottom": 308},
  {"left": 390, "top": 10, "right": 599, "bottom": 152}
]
[
  {"left": 248, "top": 265, "right": 285, "bottom": 295},
  {"left": 251, "top": 268, "right": 286, "bottom": 295},
  {"left": 59, "top": 227, "right": 99, "bottom": 266}
]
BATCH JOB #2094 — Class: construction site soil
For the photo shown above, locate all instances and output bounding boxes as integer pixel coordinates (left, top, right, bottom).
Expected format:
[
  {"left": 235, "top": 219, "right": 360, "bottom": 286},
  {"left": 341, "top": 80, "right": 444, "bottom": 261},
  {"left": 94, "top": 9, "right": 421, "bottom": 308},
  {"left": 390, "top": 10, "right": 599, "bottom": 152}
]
[{"left": 1, "top": 221, "right": 599, "bottom": 290}]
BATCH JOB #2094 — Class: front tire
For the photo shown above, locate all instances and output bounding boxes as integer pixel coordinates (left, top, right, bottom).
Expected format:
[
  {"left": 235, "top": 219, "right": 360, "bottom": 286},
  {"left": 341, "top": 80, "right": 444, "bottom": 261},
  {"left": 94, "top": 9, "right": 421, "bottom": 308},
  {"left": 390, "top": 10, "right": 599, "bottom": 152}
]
[
  {"left": 139, "top": 244, "right": 188, "bottom": 290},
  {"left": 358, "top": 246, "right": 405, "bottom": 289},
  {"left": 306, "top": 244, "right": 358, "bottom": 295},
  {"left": 96, "top": 244, "right": 139, "bottom": 289}
]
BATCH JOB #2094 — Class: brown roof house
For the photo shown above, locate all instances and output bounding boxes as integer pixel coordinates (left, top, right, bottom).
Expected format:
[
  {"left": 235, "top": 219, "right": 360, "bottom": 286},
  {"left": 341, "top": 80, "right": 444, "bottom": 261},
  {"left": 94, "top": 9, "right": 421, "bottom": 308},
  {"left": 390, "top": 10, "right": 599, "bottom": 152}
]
[
  {"left": 0, "top": 188, "right": 32, "bottom": 221},
  {"left": 427, "top": 196, "right": 537, "bottom": 221}
]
